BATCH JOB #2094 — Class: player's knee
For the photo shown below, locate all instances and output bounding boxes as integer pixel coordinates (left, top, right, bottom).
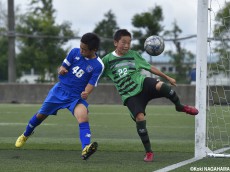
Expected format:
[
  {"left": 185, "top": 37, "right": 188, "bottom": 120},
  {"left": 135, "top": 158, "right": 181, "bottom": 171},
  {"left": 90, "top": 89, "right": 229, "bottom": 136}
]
[
  {"left": 156, "top": 81, "right": 163, "bottom": 91},
  {"left": 135, "top": 113, "right": 145, "bottom": 121},
  {"left": 36, "top": 113, "right": 47, "bottom": 120},
  {"left": 75, "top": 113, "right": 89, "bottom": 123}
]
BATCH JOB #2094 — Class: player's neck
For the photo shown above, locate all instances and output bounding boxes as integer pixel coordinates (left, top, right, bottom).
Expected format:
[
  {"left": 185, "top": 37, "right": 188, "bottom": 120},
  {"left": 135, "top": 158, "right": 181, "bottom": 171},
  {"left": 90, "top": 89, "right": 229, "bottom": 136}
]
[
  {"left": 86, "top": 54, "right": 97, "bottom": 59},
  {"left": 115, "top": 50, "right": 124, "bottom": 56}
]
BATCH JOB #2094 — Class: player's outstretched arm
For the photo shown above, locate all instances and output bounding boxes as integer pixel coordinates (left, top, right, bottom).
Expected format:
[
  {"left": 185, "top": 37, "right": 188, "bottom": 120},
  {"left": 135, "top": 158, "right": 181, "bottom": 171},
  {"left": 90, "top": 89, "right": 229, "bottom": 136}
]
[
  {"left": 81, "top": 84, "right": 94, "bottom": 100},
  {"left": 58, "top": 66, "right": 68, "bottom": 75},
  {"left": 150, "top": 65, "right": 177, "bottom": 86}
]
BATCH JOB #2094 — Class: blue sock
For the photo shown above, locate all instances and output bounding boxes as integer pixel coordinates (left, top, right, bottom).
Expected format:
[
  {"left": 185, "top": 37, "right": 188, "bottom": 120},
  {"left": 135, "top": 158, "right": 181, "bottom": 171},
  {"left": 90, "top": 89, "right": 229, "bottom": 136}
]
[
  {"left": 24, "top": 114, "right": 43, "bottom": 137},
  {"left": 79, "top": 122, "right": 91, "bottom": 150}
]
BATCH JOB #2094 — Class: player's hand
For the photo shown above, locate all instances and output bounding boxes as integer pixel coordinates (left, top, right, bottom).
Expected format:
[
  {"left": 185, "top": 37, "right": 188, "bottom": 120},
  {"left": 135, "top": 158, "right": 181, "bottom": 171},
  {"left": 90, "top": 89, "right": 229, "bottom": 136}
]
[
  {"left": 168, "top": 77, "right": 177, "bottom": 86},
  {"left": 58, "top": 66, "right": 68, "bottom": 75},
  {"left": 81, "top": 91, "right": 89, "bottom": 100}
]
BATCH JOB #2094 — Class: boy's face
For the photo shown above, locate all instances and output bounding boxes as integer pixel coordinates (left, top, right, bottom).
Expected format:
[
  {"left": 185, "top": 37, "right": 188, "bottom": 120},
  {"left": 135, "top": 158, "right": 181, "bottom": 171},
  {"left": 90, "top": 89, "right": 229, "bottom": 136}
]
[
  {"left": 80, "top": 42, "right": 96, "bottom": 58},
  {"left": 114, "top": 36, "right": 131, "bottom": 56}
]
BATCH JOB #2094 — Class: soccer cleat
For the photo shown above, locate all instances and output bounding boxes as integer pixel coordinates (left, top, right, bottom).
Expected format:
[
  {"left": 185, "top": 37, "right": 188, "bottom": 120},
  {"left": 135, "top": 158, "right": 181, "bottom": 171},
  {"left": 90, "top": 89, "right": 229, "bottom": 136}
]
[
  {"left": 144, "top": 152, "right": 154, "bottom": 162},
  {"left": 81, "top": 142, "right": 98, "bottom": 160},
  {"left": 176, "top": 105, "right": 199, "bottom": 115},
  {"left": 15, "top": 132, "right": 33, "bottom": 148}
]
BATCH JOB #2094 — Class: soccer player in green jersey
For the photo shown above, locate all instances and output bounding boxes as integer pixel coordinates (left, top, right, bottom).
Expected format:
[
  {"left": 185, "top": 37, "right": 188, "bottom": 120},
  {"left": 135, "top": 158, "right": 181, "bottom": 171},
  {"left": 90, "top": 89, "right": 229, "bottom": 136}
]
[{"left": 102, "top": 29, "right": 199, "bottom": 162}]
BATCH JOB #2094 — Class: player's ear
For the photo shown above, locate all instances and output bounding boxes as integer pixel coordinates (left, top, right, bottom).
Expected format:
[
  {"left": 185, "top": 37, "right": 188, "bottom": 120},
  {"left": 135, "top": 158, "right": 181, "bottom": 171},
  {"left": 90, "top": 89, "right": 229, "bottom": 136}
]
[{"left": 114, "top": 40, "right": 118, "bottom": 47}]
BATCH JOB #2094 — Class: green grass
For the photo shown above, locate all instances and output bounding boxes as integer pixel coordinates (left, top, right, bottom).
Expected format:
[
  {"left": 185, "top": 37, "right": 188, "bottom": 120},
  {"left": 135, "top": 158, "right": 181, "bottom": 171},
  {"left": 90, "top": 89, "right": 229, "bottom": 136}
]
[{"left": 0, "top": 104, "right": 230, "bottom": 172}]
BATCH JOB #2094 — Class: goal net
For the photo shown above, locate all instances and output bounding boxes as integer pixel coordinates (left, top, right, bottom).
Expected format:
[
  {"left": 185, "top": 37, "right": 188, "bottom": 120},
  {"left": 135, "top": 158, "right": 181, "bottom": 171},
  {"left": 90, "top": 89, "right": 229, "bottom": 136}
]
[{"left": 196, "top": 0, "right": 230, "bottom": 158}]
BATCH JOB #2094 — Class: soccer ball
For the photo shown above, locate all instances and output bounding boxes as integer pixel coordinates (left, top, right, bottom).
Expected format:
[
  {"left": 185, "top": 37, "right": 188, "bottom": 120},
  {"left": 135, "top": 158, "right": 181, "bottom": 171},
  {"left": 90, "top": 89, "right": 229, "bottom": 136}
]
[{"left": 144, "top": 35, "right": 165, "bottom": 56}]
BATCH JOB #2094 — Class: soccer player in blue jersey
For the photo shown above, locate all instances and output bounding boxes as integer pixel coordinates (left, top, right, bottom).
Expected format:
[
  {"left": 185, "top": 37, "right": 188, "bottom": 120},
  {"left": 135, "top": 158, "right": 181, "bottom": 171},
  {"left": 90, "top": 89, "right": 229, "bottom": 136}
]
[{"left": 15, "top": 33, "right": 104, "bottom": 160}]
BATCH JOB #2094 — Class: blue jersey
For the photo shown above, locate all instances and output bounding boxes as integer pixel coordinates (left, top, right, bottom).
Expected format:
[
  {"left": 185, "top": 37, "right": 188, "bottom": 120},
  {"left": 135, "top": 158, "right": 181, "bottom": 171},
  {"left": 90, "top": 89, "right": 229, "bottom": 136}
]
[
  {"left": 39, "top": 48, "right": 104, "bottom": 115},
  {"left": 59, "top": 48, "right": 104, "bottom": 97}
]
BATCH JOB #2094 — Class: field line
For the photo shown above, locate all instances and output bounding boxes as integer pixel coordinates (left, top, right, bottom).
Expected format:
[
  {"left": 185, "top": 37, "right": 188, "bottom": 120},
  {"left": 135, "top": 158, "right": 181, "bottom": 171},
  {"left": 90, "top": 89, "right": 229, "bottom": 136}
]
[
  {"left": 0, "top": 122, "right": 193, "bottom": 129},
  {"left": 0, "top": 122, "right": 57, "bottom": 126},
  {"left": 153, "top": 156, "right": 203, "bottom": 172}
]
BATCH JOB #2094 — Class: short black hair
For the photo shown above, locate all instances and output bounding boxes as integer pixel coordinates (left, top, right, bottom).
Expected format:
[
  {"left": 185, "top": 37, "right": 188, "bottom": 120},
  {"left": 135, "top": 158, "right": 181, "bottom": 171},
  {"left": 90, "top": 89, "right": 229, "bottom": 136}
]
[
  {"left": 113, "top": 29, "right": 131, "bottom": 41},
  {"left": 81, "top": 33, "right": 100, "bottom": 50}
]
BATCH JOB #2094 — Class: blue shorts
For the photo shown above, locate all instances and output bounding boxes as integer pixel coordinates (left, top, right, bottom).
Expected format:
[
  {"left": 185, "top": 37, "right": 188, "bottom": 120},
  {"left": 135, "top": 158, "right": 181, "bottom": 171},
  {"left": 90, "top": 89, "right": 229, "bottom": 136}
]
[{"left": 38, "top": 83, "right": 88, "bottom": 116}]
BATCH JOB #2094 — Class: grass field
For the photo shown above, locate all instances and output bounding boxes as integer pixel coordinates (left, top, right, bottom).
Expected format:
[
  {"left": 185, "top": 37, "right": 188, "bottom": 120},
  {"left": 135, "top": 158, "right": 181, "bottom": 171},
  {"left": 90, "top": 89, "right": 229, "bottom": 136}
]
[{"left": 0, "top": 104, "right": 230, "bottom": 172}]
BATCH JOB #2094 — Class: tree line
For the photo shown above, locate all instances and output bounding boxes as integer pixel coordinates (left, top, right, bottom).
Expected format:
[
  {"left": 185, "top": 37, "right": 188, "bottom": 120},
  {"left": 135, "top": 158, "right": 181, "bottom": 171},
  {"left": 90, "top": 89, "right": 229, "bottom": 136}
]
[{"left": 1, "top": 0, "right": 228, "bottom": 84}]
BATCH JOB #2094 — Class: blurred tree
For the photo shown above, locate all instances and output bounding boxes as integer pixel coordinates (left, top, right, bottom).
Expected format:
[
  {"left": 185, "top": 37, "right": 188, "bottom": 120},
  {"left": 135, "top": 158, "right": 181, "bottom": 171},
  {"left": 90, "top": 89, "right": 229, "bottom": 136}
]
[
  {"left": 212, "top": 1, "right": 230, "bottom": 74},
  {"left": 16, "top": 0, "right": 74, "bottom": 82},
  {"left": 164, "top": 21, "right": 195, "bottom": 83},
  {"left": 0, "top": 29, "right": 8, "bottom": 82},
  {"left": 0, "top": 1, "right": 8, "bottom": 82},
  {"left": 131, "top": 5, "right": 164, "bottom": 51},
  {"left": 93, "top": 10, "right": 119, "bottom": 57}
]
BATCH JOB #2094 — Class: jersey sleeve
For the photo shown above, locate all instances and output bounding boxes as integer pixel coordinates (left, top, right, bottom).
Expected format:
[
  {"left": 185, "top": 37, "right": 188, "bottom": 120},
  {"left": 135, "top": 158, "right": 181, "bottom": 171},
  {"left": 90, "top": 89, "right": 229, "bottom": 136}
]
[
  {"left": 101, "top": 56, "right": 109, "bottom": 77},
  {"left": 88, "top": 62, "right": 104, "bottom": 87},
  {"left": 61, "top": 48, "right": 78, "bottom": 69},
  {"left": 135, "top": 51, "right": 151, "bottom": 71}
]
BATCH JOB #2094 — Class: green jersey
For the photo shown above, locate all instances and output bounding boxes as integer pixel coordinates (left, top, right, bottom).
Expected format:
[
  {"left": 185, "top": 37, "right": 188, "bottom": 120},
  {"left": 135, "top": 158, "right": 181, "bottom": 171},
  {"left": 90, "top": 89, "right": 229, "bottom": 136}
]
[{"left": 102, "top": 50, "right": 151, "bottom": 104}]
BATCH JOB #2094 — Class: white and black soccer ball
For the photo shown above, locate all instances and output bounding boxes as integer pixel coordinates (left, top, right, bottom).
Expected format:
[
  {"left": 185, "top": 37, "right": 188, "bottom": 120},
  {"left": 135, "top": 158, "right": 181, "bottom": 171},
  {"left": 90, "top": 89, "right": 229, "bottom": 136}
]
[{"left": 144, "top": 35, "right": 165, "bottom": 56}]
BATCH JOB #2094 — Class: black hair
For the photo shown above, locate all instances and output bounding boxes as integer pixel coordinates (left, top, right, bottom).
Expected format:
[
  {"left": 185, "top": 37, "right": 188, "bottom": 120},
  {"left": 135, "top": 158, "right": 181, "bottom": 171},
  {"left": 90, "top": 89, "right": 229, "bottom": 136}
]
[
  {"left": 81, "top": 33, "right": 100, "bottom": 50},
  {"left": 113, "top": 29, "right": 131, "bottom": 41}
]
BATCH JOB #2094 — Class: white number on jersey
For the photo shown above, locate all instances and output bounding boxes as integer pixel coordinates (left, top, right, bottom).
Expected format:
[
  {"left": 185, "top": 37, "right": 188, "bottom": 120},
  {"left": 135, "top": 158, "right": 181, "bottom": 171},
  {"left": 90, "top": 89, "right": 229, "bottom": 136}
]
[
  {"left": 118, "top": 68, "right": 128, "bottom": 78},
  {"left": 72, "top": 66, "right": 85, "bottom": 78}
]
